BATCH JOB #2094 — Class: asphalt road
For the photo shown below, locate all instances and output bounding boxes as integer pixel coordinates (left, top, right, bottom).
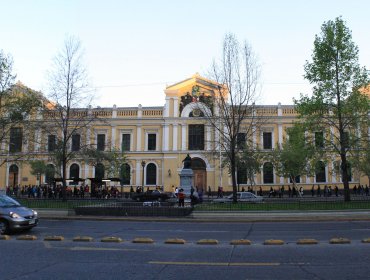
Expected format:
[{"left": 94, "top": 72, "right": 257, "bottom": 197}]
[{"left": 2, "top": 220, "right": 370, "bottom": 279}]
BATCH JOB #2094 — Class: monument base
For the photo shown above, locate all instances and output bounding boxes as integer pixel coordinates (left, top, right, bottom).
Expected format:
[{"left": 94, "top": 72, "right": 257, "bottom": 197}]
[{"left": 179, "top": 168, "right": 194, "bottom": 197}]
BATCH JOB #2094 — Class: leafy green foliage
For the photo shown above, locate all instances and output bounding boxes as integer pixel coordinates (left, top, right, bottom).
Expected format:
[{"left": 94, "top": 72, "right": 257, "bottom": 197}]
[
  {"left": 270, "top": 124, "right": 316, "bottom": 183},
  {"left": 294, "top": 17, "right": 369, "bottom": 201},
  {"left": 0, "top": 51, "right": 42, "bottom": 165}
]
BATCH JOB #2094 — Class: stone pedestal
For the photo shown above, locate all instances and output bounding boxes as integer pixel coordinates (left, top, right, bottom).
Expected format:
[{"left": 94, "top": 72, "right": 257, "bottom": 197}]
[{"left": 179, "top": 168, "right": 194, "bottom": 196}]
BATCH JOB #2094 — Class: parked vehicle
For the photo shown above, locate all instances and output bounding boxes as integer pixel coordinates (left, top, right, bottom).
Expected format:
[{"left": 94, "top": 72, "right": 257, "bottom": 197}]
[
  {"left": 0, "top": 194, "right": 38, "bottom": 234},
  {"left": 213, "top": 192, "right": 264, "bottom": 203},
  {"left": 131, "top": 190, "right": 171, "bottom": 202}
]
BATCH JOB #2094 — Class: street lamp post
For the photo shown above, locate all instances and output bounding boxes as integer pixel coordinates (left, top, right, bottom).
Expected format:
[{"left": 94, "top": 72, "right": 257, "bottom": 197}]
[{"left": 141, "top": 160, "right": 146, "bottom": 192}]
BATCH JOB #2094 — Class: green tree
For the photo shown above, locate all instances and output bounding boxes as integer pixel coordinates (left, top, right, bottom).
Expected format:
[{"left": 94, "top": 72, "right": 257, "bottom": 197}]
[
  {"left": 29, "top": 160, "right": 56, "bottom": 185},
  {"left": 81, "top": 147, "right": 126, "bottom": 179},
  {"left": 0, "top": 51, "right": 41, "bottom": 166},
  {"left": 270, "top": 124, "right": 316, "bottom": 192},
  {"left": 237, "top": 144, "right": 263, "bottom": 192},
  {"left": 295, "top": 17, "right": 369, "bottom": 201}
]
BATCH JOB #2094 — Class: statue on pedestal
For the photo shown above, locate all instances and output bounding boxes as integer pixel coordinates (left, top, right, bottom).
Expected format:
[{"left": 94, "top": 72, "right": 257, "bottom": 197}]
[
  {"left": 179, "top": 154, "right": 193, "bottom": 198},
  {"left": 183, "top": 154, "right": 192, "bottom": 169}
]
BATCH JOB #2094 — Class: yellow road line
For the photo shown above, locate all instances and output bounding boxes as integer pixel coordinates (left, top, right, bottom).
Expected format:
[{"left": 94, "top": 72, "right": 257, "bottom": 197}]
[{"left": 149, "top": 261, "right": 280, "bottom": 266}]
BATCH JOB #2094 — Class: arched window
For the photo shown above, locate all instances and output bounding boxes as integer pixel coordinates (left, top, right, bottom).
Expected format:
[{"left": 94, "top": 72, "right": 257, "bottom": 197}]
[
  {"left": 95, "top": 163, "right": 105, "bottom": 180},
  {"left": 120, "top": 163, "right": 131, "bottom": 185},
  {"left": 146, "top": 163, "right": 157, "bottom": 185},
  {"left": 9, "top": 164, "right": 19, "bottom": 187},
  {"left": 315, "top": 161, "right": 326, "bottom": 183},
  {"left": 263, "top": 162, "right": 274, "bottom": 184},
  {"left": 9, "top": 164, "right": 19, "bottom": 173},
  {"left": 45, "top": 164, "right": 55, "bottom": 184},
  {"left": 69, "top": 164, "right": 80, "bottom": 179}
]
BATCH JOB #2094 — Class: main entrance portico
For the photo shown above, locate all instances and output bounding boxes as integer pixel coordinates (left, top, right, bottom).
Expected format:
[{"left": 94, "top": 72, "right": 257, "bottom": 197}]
[{"left": 192, "top": 158, "right": 206, "bottom": 191}]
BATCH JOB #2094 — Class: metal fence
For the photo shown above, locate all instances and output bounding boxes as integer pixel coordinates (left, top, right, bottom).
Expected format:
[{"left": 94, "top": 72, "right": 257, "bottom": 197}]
[{"left": 10, "top": 195, "right": 370, "bottom": 214}]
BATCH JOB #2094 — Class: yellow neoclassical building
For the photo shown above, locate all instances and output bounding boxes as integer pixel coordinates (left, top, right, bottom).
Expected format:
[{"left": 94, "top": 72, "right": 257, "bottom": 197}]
[{"left": 0, "top": 74, "right": 366, "bottom": 192}]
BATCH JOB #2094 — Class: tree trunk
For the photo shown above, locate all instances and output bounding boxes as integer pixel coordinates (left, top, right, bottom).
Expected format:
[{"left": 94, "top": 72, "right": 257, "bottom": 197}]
[
  {"left": 62, "top": 158, "right": 67, "bottom": 202},
  {"left": 341, "top": 153, "right": 350, "bottom": 202},
  {"left": 230, "top": 153, "right": 238, "bottom": 203}
]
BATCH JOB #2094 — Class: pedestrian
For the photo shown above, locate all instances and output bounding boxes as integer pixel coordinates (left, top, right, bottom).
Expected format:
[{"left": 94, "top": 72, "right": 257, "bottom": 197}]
[
  {"left": 317, "top": 185, "right": 321, "bottom": 197},
  {"left": 311, "top": 185, "right": 315, "bottom": 197},
  {"left": 178, "top": 189, "right": 185, "bottom": 207},
  {"left": 208, "top": 186, "right": 212, "bottom": 198},
  {"left": 334, "top": 185, "right": 339, "bottom": 197}
]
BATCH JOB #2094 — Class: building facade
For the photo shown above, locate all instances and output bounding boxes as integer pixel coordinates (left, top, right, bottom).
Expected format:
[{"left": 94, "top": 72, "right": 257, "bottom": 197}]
[{"left": 0, "top": 74, "right": 367, "bottom": 192}]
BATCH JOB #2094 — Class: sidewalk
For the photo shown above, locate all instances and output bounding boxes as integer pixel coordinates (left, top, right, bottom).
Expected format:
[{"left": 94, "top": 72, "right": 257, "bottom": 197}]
[{"left": 36, "top": 208, "right": 370, "bottom": 222}]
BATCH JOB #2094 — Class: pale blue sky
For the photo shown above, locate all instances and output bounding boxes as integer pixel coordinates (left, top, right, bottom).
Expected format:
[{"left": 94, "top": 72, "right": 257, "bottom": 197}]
[{"left": 1, "top": 0, "right": 369, "bottom": 107}]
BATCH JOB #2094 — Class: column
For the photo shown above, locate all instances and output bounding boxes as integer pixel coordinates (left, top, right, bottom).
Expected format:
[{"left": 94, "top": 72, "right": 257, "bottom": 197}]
[
  {"left": 173, "top": 97, "right": 179, "bottom": 117},
  {"left": 86, "top": 126, "right": 91, "bottom": 146},
  {"left": 136, "top": 125, "right": 142, "bottom": 151},
  {"left": 252, "top": 125, "right": 256, "bottom": 148},
  {"left": 35, "top": 128, "right": 41, "bottom": 151},
  {"left": 181, "top": 124, "right": 186, "bottom": 151},
  {"left": 136, "top": 161, "right": 141, "bottom": 186},
  {"left": 5, "top": 162, "right": 9, "bottom": 186},
  {"left": 163, "top": 124, "right": 169, "bottom": 151},
  {"left": 206, "top": 125, "right": 211, "bottom": 150},
  {"left": 111, "top": 125, "right": 116, "bottom": 149},
  {"left": 331, "top": 159, "right": 337, "bottom": 183},
  {"left": 164, "top": 97, "right": 170, "bottom": 117},
  {"left": 278, "top": 124, "right": 283, "bottom": 148},
  {"left": 112, "top": 104, "right": 117, "bottom": 118},
  {"left": 172, "top": 124, "right": 178, "bottom": 151},
  {"left": 84, "top": 164, "right": 90, "bottom": 180}
]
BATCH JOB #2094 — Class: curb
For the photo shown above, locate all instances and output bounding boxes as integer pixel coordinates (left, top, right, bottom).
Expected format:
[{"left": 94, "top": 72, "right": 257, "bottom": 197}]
[{"left": 36, "top": 211, "right": 370, "bottom": 223}]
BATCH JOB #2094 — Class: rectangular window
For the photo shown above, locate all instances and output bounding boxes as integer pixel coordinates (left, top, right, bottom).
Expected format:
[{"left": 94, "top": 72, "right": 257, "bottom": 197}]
[
  {"left": 121, "top": 134, "right": 131, "bottom": 151},
  {"left": 188, "top": 124, "right": 204, "bottom": 150},
  {"left": 97, "top": 134, "right": 105, "bottom": 151},
  {"left": 263, "top": 132, "right": 272, "bottom": 150},
  {"left": 148, "top": 134, "right": 156, "bottom": 151},
  {"left": 48, "top": 135, "right": 56, "bottom": 152},
  {"left": 9, "top": 128, "right": 22, "bottom": 153},
  {"left": 237, "top": 133, "right": 246, "bottom": 149},
  {"left": 72, "top": 134, "right": 81, "bottom": 151},
  {"left": 315, "top": 131, "right": 324, "bottom": 148}
]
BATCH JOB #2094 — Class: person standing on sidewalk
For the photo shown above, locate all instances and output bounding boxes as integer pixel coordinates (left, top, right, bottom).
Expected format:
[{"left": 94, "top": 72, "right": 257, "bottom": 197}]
[{"left": 178, "top": 189, "right": 185, "bottom": 207}]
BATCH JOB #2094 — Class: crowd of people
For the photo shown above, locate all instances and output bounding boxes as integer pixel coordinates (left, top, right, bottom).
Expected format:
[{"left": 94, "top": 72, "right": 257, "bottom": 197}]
[
  {"left": 4, "top": 184, "right": 122, "bottom": 199},
  {"left": 4, "top": 183, "right": 370, "bottom": 200}
]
